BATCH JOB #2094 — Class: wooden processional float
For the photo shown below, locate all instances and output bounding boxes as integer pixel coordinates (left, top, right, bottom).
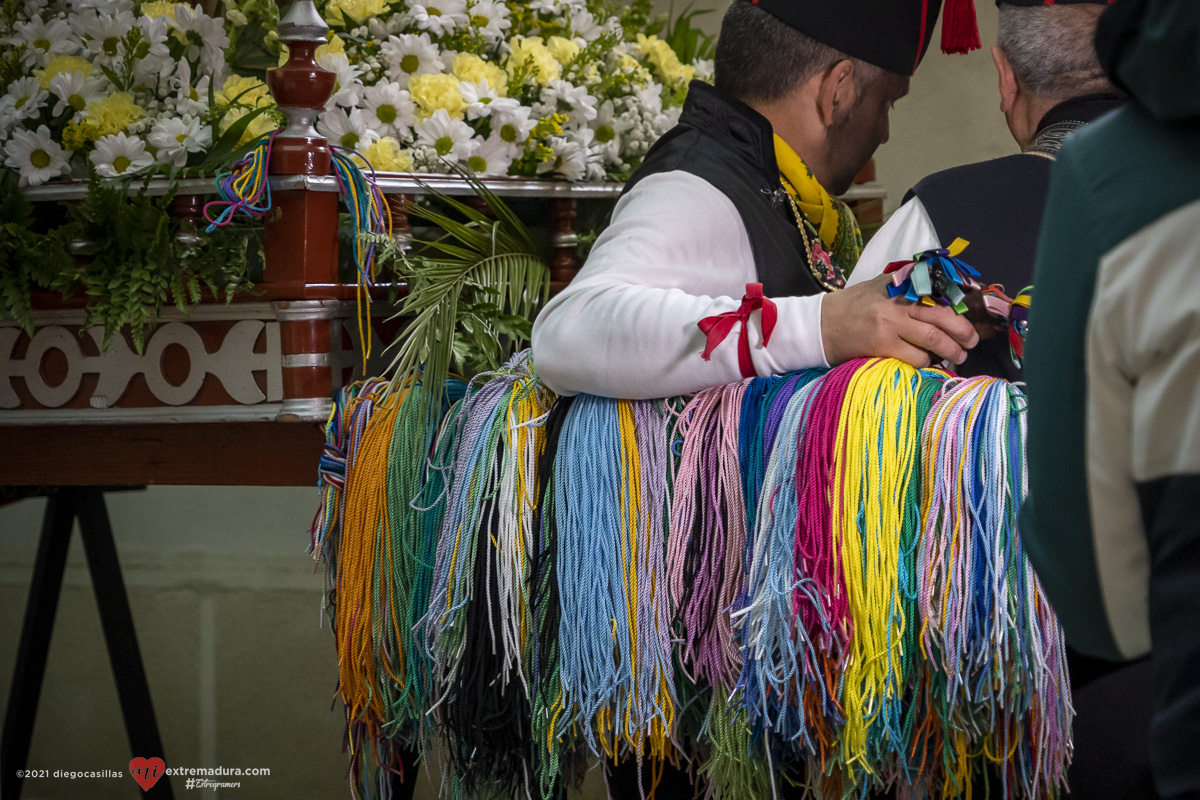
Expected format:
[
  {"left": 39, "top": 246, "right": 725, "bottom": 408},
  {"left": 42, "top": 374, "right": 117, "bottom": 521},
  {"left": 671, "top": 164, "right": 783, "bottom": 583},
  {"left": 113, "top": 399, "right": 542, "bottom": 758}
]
[{"left": 0, "top": 0, "right": 630, "bottom": 487}]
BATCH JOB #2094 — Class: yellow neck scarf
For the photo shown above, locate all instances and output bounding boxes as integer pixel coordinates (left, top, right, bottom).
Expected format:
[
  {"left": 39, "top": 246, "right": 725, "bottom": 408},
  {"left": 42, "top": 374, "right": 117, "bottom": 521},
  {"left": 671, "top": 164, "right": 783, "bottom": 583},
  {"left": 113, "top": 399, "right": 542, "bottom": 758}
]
[{"left": 773, "top": 134, "right": 840, "bottom": 246}]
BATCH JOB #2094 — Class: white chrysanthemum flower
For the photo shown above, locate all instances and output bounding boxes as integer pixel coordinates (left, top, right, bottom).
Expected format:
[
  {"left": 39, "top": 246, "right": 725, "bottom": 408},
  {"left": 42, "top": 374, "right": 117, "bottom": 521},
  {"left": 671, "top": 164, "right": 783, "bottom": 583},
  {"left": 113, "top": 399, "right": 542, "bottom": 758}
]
[
  {"left": 458, "top": 77, "right": 499, "bottom": 120},
  {"left": 541, "top": 80, "right": 597, "bottom": 127},
  {"left": 3, "top": 124, "right": 69, "bottom": 186},
  {"left": 132, "top": 16, "right": 174, "bottom": 87},
  {"left": 90, "top": 131, "right": 154, "bottom": 177},
  {"left": 75, "top": 9, "right": 135, "bottom": 65},
  {"left": 569, "top": 9, "right": 603, "bottom": 41},
  {"left": 169, "top": 61, "right": 209, "bottom": 117},
  {"left": 317, "top": 107, "right": 379, "bottom": 151},
  {"left": 48, "top": 71, "right": 107, "bottom": 117},
  {"left": 637, "top": 82, "right": 664, "bottom": 115},
  {"left": 529, "top": 0, "right": 562, "bottom": 12},
  {"left": 466, "top": 136, "right": 515, "bottom": 177},
  {"left": 368, "top": 13, "right": 410, "bottom": 39},
  {"left": 692, "top": 58, "right": 714, "bottom": 83},
  {"left": 381, "top": 33, "right": 444, "bottom": 88},
  {"left": 3, "top": 77, "right": 49, "bottom": 122},
  {"left": 316, "top": 52, "right": 363, "bottom": 110},
  {"left": 489, "top": 100, "right": 535, "bottom": 146},
  {"left": 411, "top": 0, "right": 467, "bottom": 37},
  {"left": 590, "top": 99, "right": 631, "bottom": 166},
  {"left": 415, "top": 108, "right": 477, "bottom": 164},
  {"left": 0, "top": 101, "right": 18, "bottom": 141},
  {"left": 10, "top": 14, "right": 77, "bottom": 67},
  {"left": 537, "top": 130, "right": 593, "bottom": 181},
  {"left": 466, "top": 0, "right": 510, "bottom": 43},
  {"left": 146, "top": 115, "right": 211, "bottom": 167},
  {"left": 359, "top": 81, "right": 415, "bottom": 139},
  {"left": 168, "top": 4, "right": 229, "bottom": 76}
]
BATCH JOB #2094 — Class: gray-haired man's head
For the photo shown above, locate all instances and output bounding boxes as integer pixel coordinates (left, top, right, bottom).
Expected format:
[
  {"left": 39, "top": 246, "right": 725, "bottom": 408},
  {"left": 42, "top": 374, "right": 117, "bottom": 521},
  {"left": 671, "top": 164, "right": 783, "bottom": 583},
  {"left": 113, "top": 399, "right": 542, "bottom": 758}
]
[
  {"left": 992, "top": 3, "right": 1116, "bottom": 149},
  {"left": 996, "top": 4, "right": 1113, "bottom": 101}
]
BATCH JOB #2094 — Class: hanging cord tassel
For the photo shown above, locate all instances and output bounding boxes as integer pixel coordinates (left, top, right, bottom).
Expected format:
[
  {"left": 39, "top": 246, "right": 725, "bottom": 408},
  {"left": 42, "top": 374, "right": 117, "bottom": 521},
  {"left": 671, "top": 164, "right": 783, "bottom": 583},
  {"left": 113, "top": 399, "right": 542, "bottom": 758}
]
[
  {"left": 735, "top": 373, "right": 825, "bottom": 756},
  {"left": 203, "top": 131, "right": 277, "bottom": 230},
  {"left": 330, "top": 146, "right": 392, "bottom": 370},
  {"left": 830, "top": 359, "right": 920, "bottom": 791},
  {"left": 668, "top": 380, "right": 751, "bottom": 690}
]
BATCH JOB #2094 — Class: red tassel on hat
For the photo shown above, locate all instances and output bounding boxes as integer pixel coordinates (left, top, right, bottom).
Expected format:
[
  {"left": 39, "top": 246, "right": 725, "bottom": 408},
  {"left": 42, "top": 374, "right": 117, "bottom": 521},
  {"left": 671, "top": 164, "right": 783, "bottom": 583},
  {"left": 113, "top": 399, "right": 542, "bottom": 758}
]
[{"left": 941, "top": 0, "right": 981, "bottom": 54}]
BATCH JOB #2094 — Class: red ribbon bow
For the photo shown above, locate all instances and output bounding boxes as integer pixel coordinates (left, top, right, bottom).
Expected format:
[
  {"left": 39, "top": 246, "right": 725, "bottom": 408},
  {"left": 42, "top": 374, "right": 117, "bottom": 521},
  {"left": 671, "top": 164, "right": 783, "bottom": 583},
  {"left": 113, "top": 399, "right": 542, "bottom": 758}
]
[{"left": 697, "top": 283, "right": 777, "bottom": 379}]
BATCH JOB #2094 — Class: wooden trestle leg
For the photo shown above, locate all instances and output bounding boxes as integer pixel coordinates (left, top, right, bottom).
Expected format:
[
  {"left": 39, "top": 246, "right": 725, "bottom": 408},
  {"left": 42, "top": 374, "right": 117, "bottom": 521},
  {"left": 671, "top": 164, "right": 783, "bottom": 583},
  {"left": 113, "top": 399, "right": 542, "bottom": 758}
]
[{"left": 1, "top": 489, "right": 172, "bottom": 800}]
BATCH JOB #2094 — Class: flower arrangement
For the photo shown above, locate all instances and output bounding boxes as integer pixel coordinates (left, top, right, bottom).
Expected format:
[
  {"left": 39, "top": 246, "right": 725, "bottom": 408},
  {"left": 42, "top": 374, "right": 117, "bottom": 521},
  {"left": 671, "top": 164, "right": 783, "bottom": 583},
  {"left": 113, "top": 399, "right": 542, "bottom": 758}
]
[
  {"left": 0, "top": 0, "right": 287, "bottom": 187},
  {"left": 0, "top": 0, "right": 712, "bottom": 352},
  {"left": 1, "top": 0, "right": 713, "bottom": 187},
  {"left": 299, "top": 0, "right": 710, "bottom": 180}
]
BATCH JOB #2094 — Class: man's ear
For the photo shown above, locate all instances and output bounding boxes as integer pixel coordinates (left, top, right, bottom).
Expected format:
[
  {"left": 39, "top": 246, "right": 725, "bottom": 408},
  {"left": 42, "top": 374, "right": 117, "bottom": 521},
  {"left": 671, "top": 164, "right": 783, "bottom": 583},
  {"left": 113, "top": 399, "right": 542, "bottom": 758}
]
[
  {"left": 992, "top": 44, "right": 1019, "bottom": 114},
  {"left": 815, "top": 59, "right": 857, "bottom": 128}
]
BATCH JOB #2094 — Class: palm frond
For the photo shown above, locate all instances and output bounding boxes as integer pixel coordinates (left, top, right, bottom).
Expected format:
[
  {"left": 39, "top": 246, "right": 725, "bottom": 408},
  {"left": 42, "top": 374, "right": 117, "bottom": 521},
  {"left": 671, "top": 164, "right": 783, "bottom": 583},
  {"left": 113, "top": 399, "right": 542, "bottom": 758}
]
[{"left": 381, "top": 169, "right": 550, "bottom": 423}]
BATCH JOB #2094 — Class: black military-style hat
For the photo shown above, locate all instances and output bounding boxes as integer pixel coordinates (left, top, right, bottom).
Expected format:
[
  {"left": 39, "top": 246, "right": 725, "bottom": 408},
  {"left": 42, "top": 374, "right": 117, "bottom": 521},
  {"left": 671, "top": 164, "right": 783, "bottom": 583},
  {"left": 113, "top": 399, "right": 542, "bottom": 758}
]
[{"left": 750, "top": 0, "right": 956, "bottom": 76}]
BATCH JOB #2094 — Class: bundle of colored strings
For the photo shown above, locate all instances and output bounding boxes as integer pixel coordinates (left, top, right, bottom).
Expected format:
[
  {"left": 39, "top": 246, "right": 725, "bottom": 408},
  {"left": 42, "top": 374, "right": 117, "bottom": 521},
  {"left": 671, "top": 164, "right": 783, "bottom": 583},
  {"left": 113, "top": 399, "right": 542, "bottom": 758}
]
[
  {"left": 202, "top": 137, "right": 390, "bottom": 366},
  {"left": 312, "top": 352, "right": 1072, "bottom": 800},
  {"left": 203, "top": 131, "right": 276, "bottom": 230},
  {"left": 330, "top": 147, "right": 391, "bottom": 366}
]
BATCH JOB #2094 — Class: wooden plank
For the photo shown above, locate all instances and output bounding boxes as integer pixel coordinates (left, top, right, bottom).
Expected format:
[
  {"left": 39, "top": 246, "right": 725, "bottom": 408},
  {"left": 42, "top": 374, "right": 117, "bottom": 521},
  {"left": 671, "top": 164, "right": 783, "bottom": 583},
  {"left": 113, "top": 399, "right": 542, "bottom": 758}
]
[{"left": 0, "top": 423, "right": 326, "bottom": 487}]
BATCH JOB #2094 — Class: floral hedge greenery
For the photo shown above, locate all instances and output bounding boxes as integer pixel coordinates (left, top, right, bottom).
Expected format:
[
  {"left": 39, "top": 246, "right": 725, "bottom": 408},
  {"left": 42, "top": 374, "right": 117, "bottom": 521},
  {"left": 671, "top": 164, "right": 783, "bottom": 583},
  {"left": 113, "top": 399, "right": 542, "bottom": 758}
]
[{"left": 1, "top": 0, "right": 713, "bottom": 187}]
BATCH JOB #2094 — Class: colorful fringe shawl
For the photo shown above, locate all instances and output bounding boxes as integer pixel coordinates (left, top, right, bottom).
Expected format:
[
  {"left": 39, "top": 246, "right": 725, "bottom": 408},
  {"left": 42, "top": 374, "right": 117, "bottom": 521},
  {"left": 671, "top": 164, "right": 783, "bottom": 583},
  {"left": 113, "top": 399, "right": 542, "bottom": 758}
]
[{"left": 310, "top": 352, "right": 1072, "bottom": 800}]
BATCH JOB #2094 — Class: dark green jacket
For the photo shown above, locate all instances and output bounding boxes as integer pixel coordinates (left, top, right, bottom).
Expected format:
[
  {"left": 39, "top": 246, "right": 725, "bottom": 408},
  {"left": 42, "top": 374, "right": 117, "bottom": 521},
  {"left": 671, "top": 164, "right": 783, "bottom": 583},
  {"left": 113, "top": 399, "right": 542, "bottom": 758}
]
[{"left": 1022, "top": 0, "right": 1200, "bottom": 795}]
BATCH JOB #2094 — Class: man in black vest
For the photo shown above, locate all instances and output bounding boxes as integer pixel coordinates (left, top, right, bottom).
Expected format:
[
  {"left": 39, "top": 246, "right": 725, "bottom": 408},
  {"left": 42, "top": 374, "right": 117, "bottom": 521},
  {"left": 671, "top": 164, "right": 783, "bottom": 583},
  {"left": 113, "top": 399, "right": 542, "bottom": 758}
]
[
  {"left": 532, "top": 0, "right": 979, "bottom": 402},
  {"left": 852, "top": 0, "right": 1125, "bottom": 382}
]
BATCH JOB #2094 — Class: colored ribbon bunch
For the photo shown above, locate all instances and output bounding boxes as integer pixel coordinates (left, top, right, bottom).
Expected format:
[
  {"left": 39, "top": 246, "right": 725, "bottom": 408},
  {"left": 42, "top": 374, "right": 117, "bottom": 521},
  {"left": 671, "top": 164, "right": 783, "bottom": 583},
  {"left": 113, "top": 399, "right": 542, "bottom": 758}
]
[
  {"left": 982, "top": 284, "right": 1034, "bottom": 366},
  {"left": 313, "top": 353, "right": 1072, "bottom": 800},
  {"left": 884, "top": 237, "right": 983, "bottom": 313}
]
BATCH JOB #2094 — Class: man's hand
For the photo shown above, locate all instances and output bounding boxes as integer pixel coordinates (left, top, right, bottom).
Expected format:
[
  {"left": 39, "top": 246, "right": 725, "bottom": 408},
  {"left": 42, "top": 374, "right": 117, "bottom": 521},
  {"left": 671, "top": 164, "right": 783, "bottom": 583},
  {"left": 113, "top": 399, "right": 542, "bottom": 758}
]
[{"left": 821, "top": 274, "right": 980, "bottom": 367}]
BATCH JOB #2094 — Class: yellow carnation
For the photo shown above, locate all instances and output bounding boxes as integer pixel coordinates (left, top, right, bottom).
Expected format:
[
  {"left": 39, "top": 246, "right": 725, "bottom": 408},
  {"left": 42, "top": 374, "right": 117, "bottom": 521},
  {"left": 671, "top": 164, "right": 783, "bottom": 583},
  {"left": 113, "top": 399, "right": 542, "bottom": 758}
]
[
  {"left": 506, "top": 36, "right": 561, "bottom": 85},
  {"left": 324, "top": 0, "right": 388, "bottom": 26},
  {"left": 216, "top": 74, "right": 273, "bottom": 109},
  {"left": 546, "top": 36, "right": 580, "bottom": 67},
  {"left": 408, "top": 72, "right": 466, "bottom": 119},
  {"left": 451, "top": 53, "right": 508, "bottom": 96},
  {"left": 218, "top": 107, "right": 278, "bottom": 146},
  {"left": 139, "top": 1, "right": 178, "bottom": 19},
  {"left": 636, "top": 34, "right": 694, "bottom": 86},
  {"left": 34, "top": 55, "right": 92, "bottom": 88},
  {"left": 361, "top": 137, "right": 413, "bottom": 173},
  {"left": 84, "top": 92, "right": 144, "bottom": 135}
]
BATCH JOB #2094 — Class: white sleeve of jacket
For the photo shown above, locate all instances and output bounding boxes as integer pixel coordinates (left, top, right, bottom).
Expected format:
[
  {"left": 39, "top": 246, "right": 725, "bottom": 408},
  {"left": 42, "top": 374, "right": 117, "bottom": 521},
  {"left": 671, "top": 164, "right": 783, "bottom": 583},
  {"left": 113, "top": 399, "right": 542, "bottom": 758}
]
[
  {"left": 531, "top": 171, "right": 829, "bottom": 399},
  {"left": 847, "top": 197, "right": 940, "bottom": 287}
]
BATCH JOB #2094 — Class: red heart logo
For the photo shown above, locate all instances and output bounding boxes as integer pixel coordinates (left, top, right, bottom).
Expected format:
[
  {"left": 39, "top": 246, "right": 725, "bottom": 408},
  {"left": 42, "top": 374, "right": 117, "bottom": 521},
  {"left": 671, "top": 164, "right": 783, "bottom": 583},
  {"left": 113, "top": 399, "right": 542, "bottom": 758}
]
[{"left": 129, "top": 757, "right": 166, "bottom": 792}]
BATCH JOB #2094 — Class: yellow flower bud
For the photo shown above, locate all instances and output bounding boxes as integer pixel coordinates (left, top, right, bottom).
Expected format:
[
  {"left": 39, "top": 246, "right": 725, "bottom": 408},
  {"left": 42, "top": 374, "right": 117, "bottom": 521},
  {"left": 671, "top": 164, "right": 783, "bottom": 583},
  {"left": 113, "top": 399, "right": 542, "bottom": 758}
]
[{"left": 408, "top": 73, "right": 466, "bottom": 119}]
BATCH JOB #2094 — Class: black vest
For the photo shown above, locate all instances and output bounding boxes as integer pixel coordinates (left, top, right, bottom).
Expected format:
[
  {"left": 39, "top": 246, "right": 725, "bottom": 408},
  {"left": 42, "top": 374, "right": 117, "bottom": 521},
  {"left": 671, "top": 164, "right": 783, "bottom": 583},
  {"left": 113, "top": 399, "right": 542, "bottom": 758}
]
[
  {"left": 624, "top": 81, "right": 824, "bottom": 299},
  {"left": 907, "top": 94, "right": 1124, "bottom": 382}
]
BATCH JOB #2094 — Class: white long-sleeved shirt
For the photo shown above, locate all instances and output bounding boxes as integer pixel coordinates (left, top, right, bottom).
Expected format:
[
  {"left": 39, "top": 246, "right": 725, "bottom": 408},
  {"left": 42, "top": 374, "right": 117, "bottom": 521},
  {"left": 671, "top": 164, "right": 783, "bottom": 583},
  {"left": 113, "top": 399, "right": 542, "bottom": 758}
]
[{"left": 531, "top": 172, "right": 929, "bottom": 399}]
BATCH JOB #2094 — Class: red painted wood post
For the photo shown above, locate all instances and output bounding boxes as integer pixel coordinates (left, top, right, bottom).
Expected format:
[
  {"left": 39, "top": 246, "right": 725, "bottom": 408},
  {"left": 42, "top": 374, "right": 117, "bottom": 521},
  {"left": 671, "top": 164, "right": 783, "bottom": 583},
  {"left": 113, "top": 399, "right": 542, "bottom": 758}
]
[
  {"left": 548, "top": 197, "right": 579, "bottom": 296},
  {"left": 264, "top": 1, "right": 341, "bottom": 420},
  {"left": 264, "top": 0, "right": 338, "bottom": 297}
]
